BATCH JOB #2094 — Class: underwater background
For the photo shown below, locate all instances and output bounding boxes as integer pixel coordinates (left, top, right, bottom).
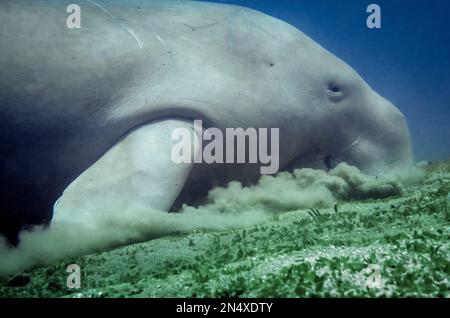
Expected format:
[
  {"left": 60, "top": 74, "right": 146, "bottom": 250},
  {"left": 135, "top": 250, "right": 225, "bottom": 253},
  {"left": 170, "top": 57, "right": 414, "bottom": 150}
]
[{"left": 207, "top": 0, "right": 450, "bottom": 162}]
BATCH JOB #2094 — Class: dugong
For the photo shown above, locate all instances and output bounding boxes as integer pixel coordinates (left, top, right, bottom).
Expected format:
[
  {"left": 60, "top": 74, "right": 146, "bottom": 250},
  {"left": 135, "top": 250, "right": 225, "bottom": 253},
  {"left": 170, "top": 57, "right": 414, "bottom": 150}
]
[{"left": 0, "top": 0, "right": 412, "bottom": 244}]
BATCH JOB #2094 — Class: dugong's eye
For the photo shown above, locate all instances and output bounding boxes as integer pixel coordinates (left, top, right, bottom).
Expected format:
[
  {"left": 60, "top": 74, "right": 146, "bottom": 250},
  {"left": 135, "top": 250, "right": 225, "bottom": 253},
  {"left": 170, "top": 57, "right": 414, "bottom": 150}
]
[
  {"left": 327, "top": 82, "right": 346, "bottom": 103},
  {"left": 329, "top": 84, "right": 340, "bottom": 93}
]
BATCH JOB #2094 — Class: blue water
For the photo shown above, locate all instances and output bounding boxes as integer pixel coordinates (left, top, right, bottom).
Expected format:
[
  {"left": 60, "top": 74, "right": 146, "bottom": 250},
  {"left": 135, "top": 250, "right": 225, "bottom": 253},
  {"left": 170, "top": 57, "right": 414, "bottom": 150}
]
[{"left": 205, "top": 0, "right": 450, "bottom": 162}]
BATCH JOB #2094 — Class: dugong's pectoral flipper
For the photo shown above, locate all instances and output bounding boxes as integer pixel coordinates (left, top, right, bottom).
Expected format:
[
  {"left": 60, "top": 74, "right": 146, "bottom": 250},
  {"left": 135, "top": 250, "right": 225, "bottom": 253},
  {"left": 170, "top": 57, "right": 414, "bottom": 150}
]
[{"left": 53, "top": 120, "right": 199, "bottom": 224}]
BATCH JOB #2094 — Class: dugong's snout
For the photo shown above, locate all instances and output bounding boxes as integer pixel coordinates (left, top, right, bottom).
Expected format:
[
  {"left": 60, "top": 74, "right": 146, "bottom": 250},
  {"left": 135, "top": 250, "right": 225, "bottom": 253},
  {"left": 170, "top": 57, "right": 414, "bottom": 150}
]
[{"left": 339, "top": 95, "right": 413, "bottom": 173}]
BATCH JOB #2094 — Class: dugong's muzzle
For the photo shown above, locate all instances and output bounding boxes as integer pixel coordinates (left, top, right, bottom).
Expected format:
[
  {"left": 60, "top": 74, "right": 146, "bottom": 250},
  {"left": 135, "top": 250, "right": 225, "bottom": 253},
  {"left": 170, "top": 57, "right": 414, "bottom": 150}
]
[{"left": 338, "top": 96, "right": 413, "bottom": 173}]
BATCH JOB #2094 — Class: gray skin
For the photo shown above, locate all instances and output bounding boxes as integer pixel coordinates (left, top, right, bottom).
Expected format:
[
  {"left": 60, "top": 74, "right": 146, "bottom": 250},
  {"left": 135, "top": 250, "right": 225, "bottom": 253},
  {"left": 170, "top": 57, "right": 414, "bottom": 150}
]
[{"left": 0, "top": 0, "right": 412, "bottom": 243}]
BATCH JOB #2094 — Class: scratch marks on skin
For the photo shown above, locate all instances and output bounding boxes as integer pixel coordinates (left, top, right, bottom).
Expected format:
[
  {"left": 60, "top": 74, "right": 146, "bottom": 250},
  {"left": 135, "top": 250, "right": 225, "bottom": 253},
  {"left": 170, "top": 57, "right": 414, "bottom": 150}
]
[
  {"left": 182, "top": 15, "right": 232, "bottom": 32},
  {"left": 85, "top": 0, "right": 143, "bottom": 49},
  {"left": 344, "top": 134, "right": 364, "bottom": 151},
  {"left": 228, "top": 12, "right": 234, "bottom": 53},
  {"left": 244, "top": 11, "right": 256, "bottom": 53},
  {"left": 153, "top": 32, "right": 167, "bottom": 47},
  {"left": 181, "top": 10, "right": 240, "bottom": 53},
  {"left": 152, "top": 31, "right": 177, "bottom": 65},
  {"left": 161, "top": 31, "right": 200, "bottom": 47},
  {"left": 227, "top": 10, "right": 259, "bottom": 54},
  {"left": 175, "top": 34, "right": 200, "bottom": 46}
]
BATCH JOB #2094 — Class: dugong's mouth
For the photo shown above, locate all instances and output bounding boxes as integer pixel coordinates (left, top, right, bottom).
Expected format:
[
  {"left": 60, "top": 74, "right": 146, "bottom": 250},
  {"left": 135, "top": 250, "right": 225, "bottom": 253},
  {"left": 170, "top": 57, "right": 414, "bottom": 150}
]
[
  {"left": 323, "top": 155, "right": 340, "bottom": 170},
  {"left": 285, "top": 154, "right": 342, "bottom": 172}
]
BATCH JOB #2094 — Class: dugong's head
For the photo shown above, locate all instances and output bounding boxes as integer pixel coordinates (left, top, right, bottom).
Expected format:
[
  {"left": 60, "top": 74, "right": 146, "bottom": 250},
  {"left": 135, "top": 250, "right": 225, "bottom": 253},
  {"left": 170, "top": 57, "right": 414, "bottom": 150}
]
[
  {"left": 285, "top": 52, "right": 412, "bottom": 173},
  {"left": 251, "top": 13, "right": 413, "bottom": 174}
]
